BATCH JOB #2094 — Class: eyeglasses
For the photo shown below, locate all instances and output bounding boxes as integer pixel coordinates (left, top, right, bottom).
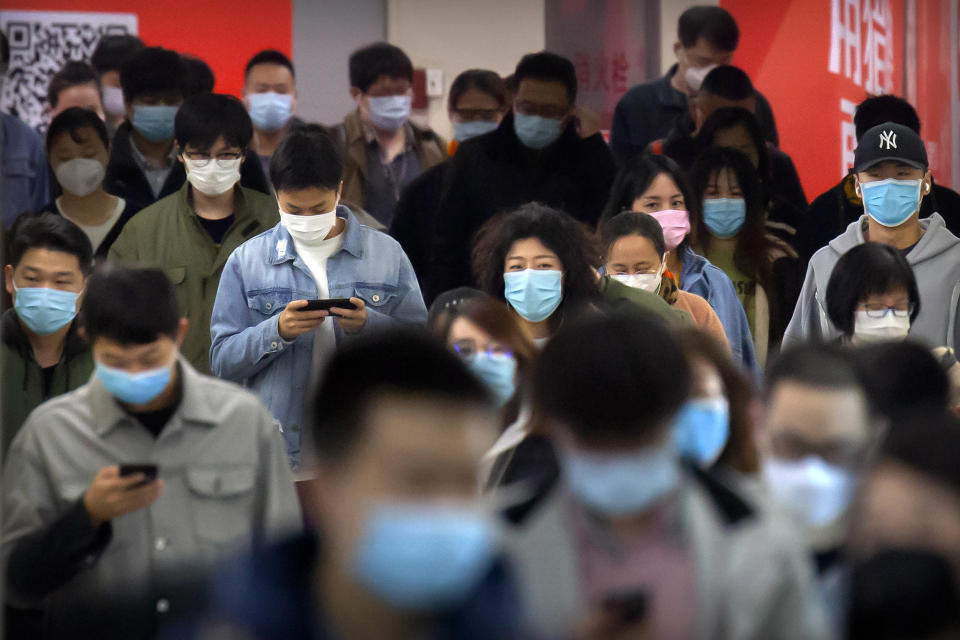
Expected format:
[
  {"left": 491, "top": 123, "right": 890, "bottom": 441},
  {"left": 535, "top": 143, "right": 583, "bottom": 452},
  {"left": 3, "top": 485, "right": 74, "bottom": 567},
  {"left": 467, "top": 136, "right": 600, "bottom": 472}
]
[
  {"left": 513, "top": 101, "right": 568, "bottom": 120},
  {"left": 858, "top": 304, "right": 914, "bottom": 319},
  {"left": 771, "top": 434, "right": 864, "bottom": 468},
  {"left": 452, "top": 339, "right": 513, "bottom": 359},
  {"left": 452, "top": 108, "right": 502, "bottom": 122},
  {"left": 182, "top": 150, "right": 243, "bottom": 167}
]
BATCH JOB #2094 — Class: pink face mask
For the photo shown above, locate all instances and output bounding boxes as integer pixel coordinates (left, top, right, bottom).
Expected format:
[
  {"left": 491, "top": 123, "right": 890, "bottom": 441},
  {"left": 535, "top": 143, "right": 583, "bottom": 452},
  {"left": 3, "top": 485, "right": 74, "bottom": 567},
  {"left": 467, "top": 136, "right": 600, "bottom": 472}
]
[{"left": 649, "top": 209, "right": 691, "bottom": 251}]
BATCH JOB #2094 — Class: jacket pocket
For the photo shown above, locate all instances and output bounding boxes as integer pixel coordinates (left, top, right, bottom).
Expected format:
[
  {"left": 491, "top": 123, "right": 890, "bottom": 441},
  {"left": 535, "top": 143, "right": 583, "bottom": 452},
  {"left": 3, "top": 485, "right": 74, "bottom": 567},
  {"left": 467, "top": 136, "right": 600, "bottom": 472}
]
[
  {"left": 186, "top": 466, "right": 256, "bottom": 545},
  {"left": 245, "top": 289, "right": 296, "bottom": 316},
  {"left": 354, "top": 284, "right": 399, "bottom": 309}
]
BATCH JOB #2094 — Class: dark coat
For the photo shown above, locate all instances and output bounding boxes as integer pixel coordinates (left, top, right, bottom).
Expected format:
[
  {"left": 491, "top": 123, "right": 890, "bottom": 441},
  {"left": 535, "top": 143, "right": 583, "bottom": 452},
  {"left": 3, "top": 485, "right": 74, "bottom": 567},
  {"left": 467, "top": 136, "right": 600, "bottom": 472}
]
[{"left": 390, "top": 160, "right": 452, "bottom": 289}]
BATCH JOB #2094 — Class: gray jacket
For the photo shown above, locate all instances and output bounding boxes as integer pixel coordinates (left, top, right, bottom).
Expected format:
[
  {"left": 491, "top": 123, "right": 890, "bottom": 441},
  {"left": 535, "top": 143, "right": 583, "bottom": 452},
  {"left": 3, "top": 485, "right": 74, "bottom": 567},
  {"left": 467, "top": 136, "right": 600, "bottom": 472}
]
[
  {"left": 2, "top": 358, "right": 302, "bottom": 631},
  {"left": 502, "top": 471, "right": 831, "bottom": 639},
  {"left": 783, "top": 213, "right": 960, "bottom": 348}
]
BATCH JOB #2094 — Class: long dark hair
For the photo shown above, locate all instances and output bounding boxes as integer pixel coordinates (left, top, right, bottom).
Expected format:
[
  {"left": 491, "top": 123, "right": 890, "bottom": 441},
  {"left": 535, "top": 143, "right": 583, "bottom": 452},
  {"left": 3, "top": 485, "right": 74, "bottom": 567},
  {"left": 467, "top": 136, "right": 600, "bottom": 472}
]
[
  {"left": 697, "top": 106, "right": 772, "bottom": 192},
  {"left": 690, "top": 146, "right": 774, "bottom": 286}
]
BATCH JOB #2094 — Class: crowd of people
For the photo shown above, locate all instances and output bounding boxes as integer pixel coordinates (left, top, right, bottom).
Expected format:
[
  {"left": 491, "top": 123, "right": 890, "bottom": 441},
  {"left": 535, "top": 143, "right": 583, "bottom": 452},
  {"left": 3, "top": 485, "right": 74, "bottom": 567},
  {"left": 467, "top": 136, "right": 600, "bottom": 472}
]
[{"left": 1, "top": 5, "right": 959, "bottom": 639}]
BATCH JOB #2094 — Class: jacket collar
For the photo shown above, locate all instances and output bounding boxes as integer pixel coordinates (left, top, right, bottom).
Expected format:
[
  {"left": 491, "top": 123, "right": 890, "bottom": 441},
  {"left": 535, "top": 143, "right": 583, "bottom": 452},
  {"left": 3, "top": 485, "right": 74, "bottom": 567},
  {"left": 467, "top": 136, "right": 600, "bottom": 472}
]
[
  {"left": 1, "top": 308, "right": 88, "bottom": 361},
  {"left": 174, "top": 181, "right": 258, "bottom": 225},
  {"left": 88, "top": 356, "right": 220, "bottom": 438},
  {"left": 267, "top": 205, "right": 364, "bottom": 265}
]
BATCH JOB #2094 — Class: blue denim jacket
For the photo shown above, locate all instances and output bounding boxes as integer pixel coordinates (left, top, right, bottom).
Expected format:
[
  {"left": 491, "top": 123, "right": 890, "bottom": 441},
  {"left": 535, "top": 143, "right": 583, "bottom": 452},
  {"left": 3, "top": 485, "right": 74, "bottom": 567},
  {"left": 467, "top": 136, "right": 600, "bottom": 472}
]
[
  {"left": 2, "top": 114, "right": 51, "bottom": 229},
  {"left": 210, "top": 207, "right": 427, "bottom": 466},
  {"left": 679, "top": 247, "right": 758, "bottom": 374}
]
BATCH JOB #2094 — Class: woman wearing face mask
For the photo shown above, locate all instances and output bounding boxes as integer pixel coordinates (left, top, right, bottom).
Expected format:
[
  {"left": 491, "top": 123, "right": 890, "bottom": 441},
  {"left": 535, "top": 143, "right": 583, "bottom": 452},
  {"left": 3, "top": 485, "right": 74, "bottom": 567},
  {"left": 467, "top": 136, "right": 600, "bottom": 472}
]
[
  {"left": 600, "top": 211, "right": 727, "bottom": 345},
  {"left": 690, "top": 147, "right": 803, "bottom": 366},
  {"left": 391, "top": 70, "right": 507, "bottom": 290},
  {"left": 602, "top": 154, "right": 757, "bottom": 370},
  {"left": 826, "top": 242, "right": 920, "bottom": 344},
  {"left": 41, "top": 108, "right": 138, "bottom": 259}
]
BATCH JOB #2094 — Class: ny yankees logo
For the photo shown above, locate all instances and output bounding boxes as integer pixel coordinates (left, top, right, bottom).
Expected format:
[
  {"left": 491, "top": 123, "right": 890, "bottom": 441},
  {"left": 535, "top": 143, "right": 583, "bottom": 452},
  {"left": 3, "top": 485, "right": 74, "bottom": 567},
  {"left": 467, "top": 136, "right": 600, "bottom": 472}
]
[{"left": 879, "top": 130, "right": 897, "bottom": 150}]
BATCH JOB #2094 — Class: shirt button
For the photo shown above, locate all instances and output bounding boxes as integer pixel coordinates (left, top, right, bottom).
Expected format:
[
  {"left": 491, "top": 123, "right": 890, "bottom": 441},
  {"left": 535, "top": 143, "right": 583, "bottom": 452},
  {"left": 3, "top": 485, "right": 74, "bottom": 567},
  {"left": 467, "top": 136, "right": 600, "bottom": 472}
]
[
  {"left": 372, "top": 295, "right": 380, "bottom": 303},
  {"left": 154, "top": 537, "right": 168, "bottom": 551},
  {"left": 156, "top": 599, "right": 170, "bottom": 614},
  {"left": 265, "top": 302, "right": 272, "bottom": 310},
  {"left": 270, "top": 341, "right": 279, "bottom": 350}
]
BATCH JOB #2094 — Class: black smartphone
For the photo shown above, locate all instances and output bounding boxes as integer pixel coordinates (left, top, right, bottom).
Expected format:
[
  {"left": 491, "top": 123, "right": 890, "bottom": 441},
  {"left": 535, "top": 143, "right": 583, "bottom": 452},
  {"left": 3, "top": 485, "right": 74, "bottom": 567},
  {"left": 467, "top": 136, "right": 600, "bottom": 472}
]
[
  {"left": 601, "top": 590, "right": 649, "bottom": 625},
  {"left": 119, "top": 464, "right": 158, "bottom": 487},
  {"left": 303, "top": 298, "right": 358, "bottom": 311}
]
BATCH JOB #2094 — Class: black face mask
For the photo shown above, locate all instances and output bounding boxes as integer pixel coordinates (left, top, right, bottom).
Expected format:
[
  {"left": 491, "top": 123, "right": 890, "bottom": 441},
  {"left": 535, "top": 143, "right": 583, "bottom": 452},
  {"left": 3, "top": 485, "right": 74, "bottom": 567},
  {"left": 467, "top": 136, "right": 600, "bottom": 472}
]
[{"left": 848, "top": 548, "right": 960, "bottom": 640}]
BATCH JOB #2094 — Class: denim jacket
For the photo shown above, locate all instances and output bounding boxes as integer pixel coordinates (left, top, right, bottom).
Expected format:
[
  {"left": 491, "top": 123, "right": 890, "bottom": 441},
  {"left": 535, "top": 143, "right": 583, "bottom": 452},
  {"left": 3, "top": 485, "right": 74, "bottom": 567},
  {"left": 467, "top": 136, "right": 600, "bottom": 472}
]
[
  {"left": 679, "top": 247, "right": 758, "bottom": 374},
  {"left": 210, "top": 206, "right": 427, "bottom": 466}
]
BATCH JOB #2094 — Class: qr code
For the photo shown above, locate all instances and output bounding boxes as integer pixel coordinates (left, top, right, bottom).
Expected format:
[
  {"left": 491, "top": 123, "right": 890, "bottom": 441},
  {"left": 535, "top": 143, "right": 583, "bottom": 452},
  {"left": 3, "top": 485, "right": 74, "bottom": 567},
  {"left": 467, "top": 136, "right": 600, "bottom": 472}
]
[{"left": 0, "top": 10, "right": 138, "bottom": 131}]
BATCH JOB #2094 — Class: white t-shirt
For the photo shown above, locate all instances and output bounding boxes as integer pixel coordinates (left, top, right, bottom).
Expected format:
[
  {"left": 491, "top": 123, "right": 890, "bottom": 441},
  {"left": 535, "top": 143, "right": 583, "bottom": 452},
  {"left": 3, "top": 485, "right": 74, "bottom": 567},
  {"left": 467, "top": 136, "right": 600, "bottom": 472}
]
[
  {"left": 291, "top": 231, "right": 344, "bottom": 367},
  {"left": 57, "top": 196, "right": 125, "bottom": 254}
]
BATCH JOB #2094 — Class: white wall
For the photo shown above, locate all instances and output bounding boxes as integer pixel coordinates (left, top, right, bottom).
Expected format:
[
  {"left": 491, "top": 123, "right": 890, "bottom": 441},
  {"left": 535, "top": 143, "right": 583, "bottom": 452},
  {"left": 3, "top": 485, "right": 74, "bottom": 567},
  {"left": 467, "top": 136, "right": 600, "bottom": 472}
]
[
  {"left": 659, "top": 0, "right": 717, "bottom": 75},
  {"left": 386, "top": 0, "right": 545, "bottom": 140}
]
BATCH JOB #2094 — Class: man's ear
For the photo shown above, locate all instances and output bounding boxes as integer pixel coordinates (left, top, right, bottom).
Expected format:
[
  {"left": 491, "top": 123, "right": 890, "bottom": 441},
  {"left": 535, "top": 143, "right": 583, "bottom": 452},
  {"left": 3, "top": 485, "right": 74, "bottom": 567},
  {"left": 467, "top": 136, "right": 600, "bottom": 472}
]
[
  {"left": 853, "top": 177, "right": 863, "bottom": 199},
  {"left": 349, "top": 87, "right": 362, "bottom": 102},
  {"left": 923, "top": 170, "right": 932, "bottom": 195},
  {"left": 673, "top": 41, "right": 683, "bottom": 57},
  {"left": 175, "top": 318, "right": 189, "bottom": 345},
  {"left": 4, "top": 264, "right": 14, "bottom": 297}
]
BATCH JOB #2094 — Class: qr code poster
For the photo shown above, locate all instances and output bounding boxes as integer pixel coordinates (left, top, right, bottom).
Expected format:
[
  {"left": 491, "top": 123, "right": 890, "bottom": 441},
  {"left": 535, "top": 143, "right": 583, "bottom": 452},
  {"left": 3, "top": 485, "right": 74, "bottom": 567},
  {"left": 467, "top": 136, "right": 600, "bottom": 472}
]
[{"left": 0, "top": 10, "right": 138, "bottom": 130}]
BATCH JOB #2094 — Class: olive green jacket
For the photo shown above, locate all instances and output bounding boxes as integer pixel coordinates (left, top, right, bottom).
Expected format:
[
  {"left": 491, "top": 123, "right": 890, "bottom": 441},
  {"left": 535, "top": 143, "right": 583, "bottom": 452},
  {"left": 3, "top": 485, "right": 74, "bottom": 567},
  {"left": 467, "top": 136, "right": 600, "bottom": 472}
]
[
  {"left": 109, "top": 184, "right": 279, "bottom": 373},
  {"left": 598, "top": 275, "right": 691, "bottom": 326}
]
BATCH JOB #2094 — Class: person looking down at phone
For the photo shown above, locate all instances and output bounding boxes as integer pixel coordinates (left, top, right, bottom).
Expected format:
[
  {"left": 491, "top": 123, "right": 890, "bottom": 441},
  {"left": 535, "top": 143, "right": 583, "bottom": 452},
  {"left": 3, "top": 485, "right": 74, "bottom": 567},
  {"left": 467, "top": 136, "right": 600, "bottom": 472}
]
[
  {"left": 211, "top": 124, "right": 427, "bottom": 468},
  {"left": 1, "top": 265, "right": 300, "bottom": 639}
]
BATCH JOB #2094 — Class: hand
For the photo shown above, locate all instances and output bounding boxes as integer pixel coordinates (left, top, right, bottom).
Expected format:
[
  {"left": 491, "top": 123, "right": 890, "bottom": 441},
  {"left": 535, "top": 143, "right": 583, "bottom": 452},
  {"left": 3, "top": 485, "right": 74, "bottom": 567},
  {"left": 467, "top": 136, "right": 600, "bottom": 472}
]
[
  {"left": 572, "top": 105, "right": 601, "bottom": 139},
  {"left": 83, "top": 466, "right": 164, "bottom": 528},
  {"left": 331, "top": 297, "right": 367, "bottom": 334},
  {"left": 278, "top": 300, "right": 329, "bottom": 340}
]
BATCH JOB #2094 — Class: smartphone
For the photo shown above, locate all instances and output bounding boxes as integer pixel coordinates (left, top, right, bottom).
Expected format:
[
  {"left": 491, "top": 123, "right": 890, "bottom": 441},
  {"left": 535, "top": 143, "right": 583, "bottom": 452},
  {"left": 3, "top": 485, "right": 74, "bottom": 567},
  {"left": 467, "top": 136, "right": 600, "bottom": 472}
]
[
  {"left": 119, "top": 464, "right": 158, "bottom": 487},
  {"left": 303, "top": 298, "right": 358, "bottom": 311},
  {"left": 601, "top": 590, "right": 649, "bottom": 625}
]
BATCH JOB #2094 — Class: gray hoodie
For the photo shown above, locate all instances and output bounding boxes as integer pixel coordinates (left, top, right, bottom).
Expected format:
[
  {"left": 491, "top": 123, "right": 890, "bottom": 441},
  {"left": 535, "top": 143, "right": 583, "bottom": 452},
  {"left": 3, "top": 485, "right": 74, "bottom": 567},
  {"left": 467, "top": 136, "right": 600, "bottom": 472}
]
[{"left": 783, "top": 213, "right": 960, "bottom": 348}]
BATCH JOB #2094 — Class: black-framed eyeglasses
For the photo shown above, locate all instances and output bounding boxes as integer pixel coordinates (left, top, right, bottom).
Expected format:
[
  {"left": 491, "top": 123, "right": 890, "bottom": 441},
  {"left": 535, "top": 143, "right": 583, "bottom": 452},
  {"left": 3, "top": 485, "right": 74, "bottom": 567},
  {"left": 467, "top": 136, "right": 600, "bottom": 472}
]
[{"left": 182, "top": 150, "right": 243, "bottom": 168}]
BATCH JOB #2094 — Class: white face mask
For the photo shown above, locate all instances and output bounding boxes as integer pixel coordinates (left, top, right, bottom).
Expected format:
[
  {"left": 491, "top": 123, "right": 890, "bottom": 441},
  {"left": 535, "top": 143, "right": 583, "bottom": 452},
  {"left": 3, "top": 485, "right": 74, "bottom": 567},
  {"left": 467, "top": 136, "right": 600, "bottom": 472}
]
[
  {"left": 55, "top": 158, "right": 105, "bottom": 197},
  {"left": 852, "top": 311, "right": 910, "bottom": 344},
  {"left": 684, "top": 63, "right": 717, "bottom": 93},
  {"left": 609, "top": 259, "right": 665, "bottom": 293},
  {"left": 183, "top": 157, "right": 242, "bottom": 196},
  {"left": 763, "top": 456, "right": 857, "bottom": 528},
  {"left": 279, "top": 205, "right": 338, "bottom": 244},
  {"left": 102, "top": 85, "right": 126, "bottom": 117}
]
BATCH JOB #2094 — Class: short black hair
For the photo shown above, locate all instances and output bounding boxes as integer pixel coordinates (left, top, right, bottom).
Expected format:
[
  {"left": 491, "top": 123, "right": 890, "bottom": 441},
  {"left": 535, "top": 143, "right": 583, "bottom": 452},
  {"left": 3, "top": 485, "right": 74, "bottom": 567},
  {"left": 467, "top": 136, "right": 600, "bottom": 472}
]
[
  {"left": 854, "top": 342, "right": 950, "bottom": 421},
  {"left": 348, "top": 42, "right": 413, "bottom": 93},
  {"left": 46, "top": 107, "right": 110, "bottom": 153},
  {"left": 175, "top": 93, "right": 252, "bottom": 151},
  {"left": 47, "top": 61, "right": 100, "bottom": 109},
  {"left": 697, "top": 105, "right": 771, "bottom": 183},
  {"left": 427, "top": 287, "right": 489, "bottom": 329},
  {"left": 270, "top": 123, "right": 342, "bottom": 192},
  {"left": 678, "top": 6, "right": 739, "bottom": 51},
  {"left": 826, "top": 242, "right": 921, "bottom": 337},
  {"left": 448, "top": 69, "right": 508, "bottom": 112},
  {"left": 855, "top": 95, "right": 921, "bottom": 141},
  {"left": 120, "top": 46, "right": 187, "bottom": 104},
  {"left": 765, "top": 342, "right": 864, "bottom": 399},
  {"left": 881, "top": 406, "right": 960, "bottom": 491},
  {"left": 8, "top": 212, "right": 93, "bottom": 276},
  {"left": 534, "top": 312, "right": 690, "bottom": 447},
  {"left": 81, "top": 264, "right": 179, "bottom": 345},
  {"left": 244, "top": 49, "right": 295, "bottom": 80},
  {"left": 181, "top": 54, "right": 215, "bottom": 97},
  {"left": 514, "top": 51, "right": 577, "bottom": 104},
  {"left": 90, "top": 34, "right": 144, "bottom": 75},
  {"left": 701, "top": 65, "right": 754, "bottom": 101},
  {"left": 309, "top": 329, "right": 490, "bottom": 464},
  {"left": 599, "top": 211, "right": 666, "bottom": 259}
]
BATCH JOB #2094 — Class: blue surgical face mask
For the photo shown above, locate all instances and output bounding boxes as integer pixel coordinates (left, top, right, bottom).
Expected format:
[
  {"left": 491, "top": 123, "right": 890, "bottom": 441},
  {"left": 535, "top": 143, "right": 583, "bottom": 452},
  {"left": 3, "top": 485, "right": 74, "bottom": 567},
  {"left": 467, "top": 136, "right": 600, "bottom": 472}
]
[
  {"left": 467, "top": 352, "right": 517, "bottom": 407},
  {"left": 132, "top": 105, "right": 178, "bottom": 142},
  {"left": 673, "top": 397, "right": 730, "bottom": 467},
  {"left": 95, "top": 361, "right": 173, "bottom": 405},
  {"left": 453, "top": 120, "right": 499, "bottom": 143},
  {"left": 353, "top": 503, "right": 499, "bottom": 610},
  {"left": 513, "top": 112, "right": 563, "bottom": 150},
  {"left": 503, "top": 269, "right": 563, "bottom": 323},
  {"left": 702, "top": 197, "right": 747, "bottom": 238},
  {"left": 248, "top": 91, "right": 293, "bottom": 132},
  {"left": 562, "top": 440, "right": 680, "bottom": 516},
  {"left": 368, "top": 95, "right": 412, "bottom": 131},
  {"left": 13, "top": 284, "right": 80, "bottom": 336},
  {"left": 763, "top": 455, "right": 857, "bottom": 528},
  {"left": 861, "top": 178, "right": 924, "bottom": 227}
]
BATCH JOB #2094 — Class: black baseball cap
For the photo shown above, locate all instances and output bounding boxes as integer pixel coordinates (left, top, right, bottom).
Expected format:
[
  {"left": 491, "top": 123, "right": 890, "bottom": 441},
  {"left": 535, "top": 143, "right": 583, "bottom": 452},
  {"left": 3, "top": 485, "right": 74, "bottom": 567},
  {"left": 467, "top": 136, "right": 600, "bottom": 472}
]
[{"left": 854, "top": 122, "right": 928, "bottom": 172}]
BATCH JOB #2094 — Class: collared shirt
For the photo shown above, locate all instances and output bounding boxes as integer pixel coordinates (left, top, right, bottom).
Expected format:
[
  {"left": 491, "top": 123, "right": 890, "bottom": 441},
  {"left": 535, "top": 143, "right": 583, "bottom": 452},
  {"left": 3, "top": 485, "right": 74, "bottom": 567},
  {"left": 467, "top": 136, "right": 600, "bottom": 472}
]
[
  {"left": 362, "top": 121, "right": 422, "bottom": 227},
  {"left": 128, "top": 134, "right": 176, "bottom": 199},
  {"left": 1, "top": 358, "right": 301, "bottom": 635}
]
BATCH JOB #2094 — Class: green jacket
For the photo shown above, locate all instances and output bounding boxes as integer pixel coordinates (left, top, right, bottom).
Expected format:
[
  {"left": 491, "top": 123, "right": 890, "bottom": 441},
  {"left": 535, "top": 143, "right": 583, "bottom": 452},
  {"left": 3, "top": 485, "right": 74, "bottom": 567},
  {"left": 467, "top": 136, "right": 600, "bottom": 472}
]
[
  {"left": 1, "top": 309, "right": 93, "bottom": 454},
  {"left": 109, "top": 184, "right": 279, "bottom": 373},
  {"left": 598, "top": 275, "right": 691, "bottom": 325}
]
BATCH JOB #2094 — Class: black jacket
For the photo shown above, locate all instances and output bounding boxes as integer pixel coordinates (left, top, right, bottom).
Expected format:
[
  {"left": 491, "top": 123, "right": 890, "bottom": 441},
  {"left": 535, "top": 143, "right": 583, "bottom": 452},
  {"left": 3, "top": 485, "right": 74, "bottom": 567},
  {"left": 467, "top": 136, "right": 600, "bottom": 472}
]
[
  {"left": 390, "top": 160, "right": 452, "bottom": 289},
  {"left": 103, "top": 122, "right": 272, "bottom": 216},
  {"left": 427, "top": 113, "right": 616, "bottom": 300}
]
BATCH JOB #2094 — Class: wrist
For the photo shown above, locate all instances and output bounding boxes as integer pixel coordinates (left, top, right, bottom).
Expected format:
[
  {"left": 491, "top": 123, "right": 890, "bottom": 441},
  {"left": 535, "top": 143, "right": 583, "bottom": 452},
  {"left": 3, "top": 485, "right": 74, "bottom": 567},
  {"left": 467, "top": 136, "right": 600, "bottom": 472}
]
[{"left": 82, "top": 492, "right": 105, "bottom": 528}]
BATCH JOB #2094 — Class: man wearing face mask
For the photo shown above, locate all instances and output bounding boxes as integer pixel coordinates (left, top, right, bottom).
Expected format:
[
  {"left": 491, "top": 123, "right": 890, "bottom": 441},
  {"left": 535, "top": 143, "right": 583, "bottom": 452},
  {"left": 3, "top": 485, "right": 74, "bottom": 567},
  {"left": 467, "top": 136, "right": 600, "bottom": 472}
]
[
  {"left": 328, "top": 43, "right": 446, "bottom": 229},
  {"left": 109, "top": 93, "right": 278, "bottom": 374},
  {"left": 428, "top": 51, "right": 616, "bottom": 300},
  {"left": 1, "top": 213, "right": 93, "bottom": 455},
  {"left": 760, "top": 344, "right": 874, "bottom": 631},
  {"left": 211, "top": 125, "right": 427, "bottom": 468},
  {"left": 1, "top": 265, "right": 301, "bottom": 639},
  {"left": 90, "top": 34, "right": 144, "bottom": 139},
  {"left": 784, "top": 123, "right": 960, "bottom": 350},
  {"left": 610, "top": 6, "right": 779, "bottom": 166},
  {"left": 501, "top": 312, "right": 828, "bottom": 639},
  {"left": 242, "top": 49, "right": 300, "bottom": 178}
]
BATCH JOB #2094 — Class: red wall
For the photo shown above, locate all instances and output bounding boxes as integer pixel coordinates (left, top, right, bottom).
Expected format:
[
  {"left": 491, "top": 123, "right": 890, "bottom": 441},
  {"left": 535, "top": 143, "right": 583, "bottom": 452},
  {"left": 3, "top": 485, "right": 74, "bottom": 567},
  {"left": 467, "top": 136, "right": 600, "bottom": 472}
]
[
  {"left": 914, "top": 0, "right": 956, "bottom": 189},
  {"left": 5, "top": 1, "right": 292, "bottom": 98}
]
